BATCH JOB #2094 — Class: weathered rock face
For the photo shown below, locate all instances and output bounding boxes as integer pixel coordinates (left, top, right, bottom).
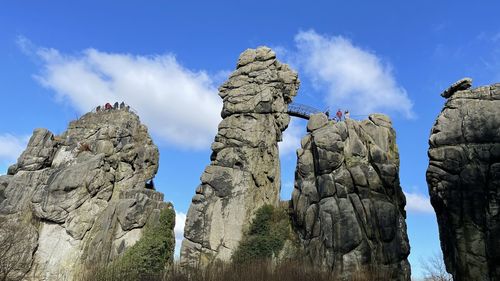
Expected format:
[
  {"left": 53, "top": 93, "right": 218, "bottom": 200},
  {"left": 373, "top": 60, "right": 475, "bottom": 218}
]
[
  {"left": 292, "top": 113, "right": 410, "bottom": 280},
  {"left": 180, "top": 47, "right": 300, "bottom": 267},
  {"left": 427, "top": 82, "right": 500, "bottom": 281},
  {"left": 0, "top": 108, "right": 173, "bottom": 281}
]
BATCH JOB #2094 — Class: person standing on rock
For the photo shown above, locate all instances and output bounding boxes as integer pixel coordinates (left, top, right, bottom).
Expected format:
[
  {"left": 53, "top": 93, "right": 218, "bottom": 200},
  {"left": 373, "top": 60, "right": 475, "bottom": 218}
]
[
  {"left": 336, "top": 109, "right": 343, "bottom": 121},
  {"left": 105, "top": 103, "right": 112, "bottom": 110},
  {"left": 344, "top": 110, "right": 350, "bottom": 120}
]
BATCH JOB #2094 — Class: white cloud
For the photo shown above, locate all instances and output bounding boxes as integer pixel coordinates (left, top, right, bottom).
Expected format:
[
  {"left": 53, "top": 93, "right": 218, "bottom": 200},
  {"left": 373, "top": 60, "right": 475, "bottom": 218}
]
[
  {"left": 404, "top": 192, "right": 434, "bottom": 214},
  {"left": 22, "top": 38, "right": 222, "bottom": 149},
  {"left": 0, "top": 134, "right": 28, "bottom": 165},
  {"left": 279, "top": 118, "right": 304, "bottom": 156},
  {"left": 174, "top": 211, "right": 186, "bottom": 258},
  {"left": 294, "top": 30, "right": 414, "bottom": 119}
]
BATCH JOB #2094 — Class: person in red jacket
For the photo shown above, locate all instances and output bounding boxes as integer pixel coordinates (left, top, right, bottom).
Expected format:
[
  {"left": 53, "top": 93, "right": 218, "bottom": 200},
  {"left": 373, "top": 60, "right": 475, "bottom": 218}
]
[
  {"left": 336, "top": 109, "right": 343, "bottom": 121},
  {"left": 104, "top": 103, "right": 112, "bottom": 110}
]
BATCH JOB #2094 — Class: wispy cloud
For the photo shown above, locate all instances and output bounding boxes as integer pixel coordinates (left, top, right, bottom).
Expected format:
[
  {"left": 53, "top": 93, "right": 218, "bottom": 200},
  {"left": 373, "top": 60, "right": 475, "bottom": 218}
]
[
  {"left": 19, "top": 36, "right": 222, "bottom": 149},
  {"left": 19, "top": 32, "right": 414, "bottom": 150},
  {"left": 293, "top": 30, "right": 414, "bottom": 118},
  {"left": 432, "top": 22, "right": 447, "bottom": 33},
  {"left": 0, "top": 134, "right": 28, "bottom": 167},
  {"left": 174, "top": 211, "right": 186, "bottom": 258},
  {"left": 404, "top": 192, "right": 434, "bottom": 214}
]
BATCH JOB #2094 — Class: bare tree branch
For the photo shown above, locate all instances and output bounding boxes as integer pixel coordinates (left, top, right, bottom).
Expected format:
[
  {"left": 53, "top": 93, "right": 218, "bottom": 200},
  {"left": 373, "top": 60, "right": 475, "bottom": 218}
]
[
  {"left": 420, "top": 252, "right": 453, "bottom": 281},
  {"left": 0, "top": 219, "right": 33, "bottom": 281}
]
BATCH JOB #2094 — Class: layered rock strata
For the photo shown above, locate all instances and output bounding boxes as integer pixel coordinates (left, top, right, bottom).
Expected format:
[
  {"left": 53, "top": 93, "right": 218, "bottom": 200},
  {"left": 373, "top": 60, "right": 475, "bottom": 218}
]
[
  {"left": 427, "top": 81, "right": 500, "bottom": 281},
  {"left": 292, "top": 113, "right": 410, "bottom": 280},
  {"left": 180, "top": 47, "right": 300, "bottom": 267},
  {"left": 0, "top": 107, "right": 173, "bottom": 281}
]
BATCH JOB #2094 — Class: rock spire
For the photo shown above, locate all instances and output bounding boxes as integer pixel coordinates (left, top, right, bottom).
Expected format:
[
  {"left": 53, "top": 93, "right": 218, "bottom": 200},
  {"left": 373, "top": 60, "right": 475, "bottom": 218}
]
[
  {"left": 427, "top": 82, "right": 500, "bottom": 280},
  {"left": 180, "top": 47, "right": 300, "bottom": 267},
  {"left": 292, "top": 113, "right": 411, "bottom": 280},
  {"left": 0, "top": 106, "right": 173, "bottom": 280}
]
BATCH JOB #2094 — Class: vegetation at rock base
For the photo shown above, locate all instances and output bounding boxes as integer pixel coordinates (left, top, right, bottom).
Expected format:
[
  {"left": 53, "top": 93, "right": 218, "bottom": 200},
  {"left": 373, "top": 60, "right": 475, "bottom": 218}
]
[
  {"left": 75, "top": 199, "right": 417, "bottom": 280},
  {"left": 119, "top": 205, "right": 175, "bottom": 272},
  {"left": 232, "top": 204, "right": 293, "bottom": 264},
  {"left": 80, "top": 206, "right": 175, "bottom": 280},
  {"left": 79, "top": 259, "right": 395, "bottom": 281}
]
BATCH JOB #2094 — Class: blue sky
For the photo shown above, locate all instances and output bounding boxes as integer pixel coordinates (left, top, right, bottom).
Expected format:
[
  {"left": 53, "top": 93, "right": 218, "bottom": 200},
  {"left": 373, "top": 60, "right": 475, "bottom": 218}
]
[{"left": 1, "top": 1, "right": 500, "bottom": 279}]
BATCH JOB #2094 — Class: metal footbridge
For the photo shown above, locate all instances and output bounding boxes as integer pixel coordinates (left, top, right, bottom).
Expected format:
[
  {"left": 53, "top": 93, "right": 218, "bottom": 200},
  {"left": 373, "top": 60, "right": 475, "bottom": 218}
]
[{"left": 288, "top": 103, "right": 328, "bottom": 120}]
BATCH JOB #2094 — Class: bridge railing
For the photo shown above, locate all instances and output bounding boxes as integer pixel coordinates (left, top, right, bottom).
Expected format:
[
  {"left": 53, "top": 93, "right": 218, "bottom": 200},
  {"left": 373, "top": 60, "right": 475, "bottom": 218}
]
[{"left": 288, "top": 103, "right": 326, "bottom": 120}]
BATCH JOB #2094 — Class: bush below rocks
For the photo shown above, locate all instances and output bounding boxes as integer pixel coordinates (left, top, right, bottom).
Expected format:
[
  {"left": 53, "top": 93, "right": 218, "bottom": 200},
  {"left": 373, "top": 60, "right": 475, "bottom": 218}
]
[{"left": 232, "top": 204, "right": 295, "bottom": 264}]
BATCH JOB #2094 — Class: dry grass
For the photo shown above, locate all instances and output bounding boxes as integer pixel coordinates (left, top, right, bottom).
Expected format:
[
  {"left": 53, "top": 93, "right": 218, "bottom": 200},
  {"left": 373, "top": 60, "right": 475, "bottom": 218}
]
[
  {"left": 78, "top": 260, "right": 393, "bottom": 281},
  {"left": 77, "top": 142, "right": 92, "bottom": 153}
]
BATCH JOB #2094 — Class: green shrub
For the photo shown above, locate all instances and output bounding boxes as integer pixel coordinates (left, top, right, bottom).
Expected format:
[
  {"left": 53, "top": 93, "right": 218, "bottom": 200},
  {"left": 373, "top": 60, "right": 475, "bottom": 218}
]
[
  {"left": 232, "top": 204, "right": 292, "bottom": 264},
  {"left": 84, "top": 205, "right": 177, "bottom": 280},
  {"left": 120, "top": 206, "right": 175, "bottom": 273}
]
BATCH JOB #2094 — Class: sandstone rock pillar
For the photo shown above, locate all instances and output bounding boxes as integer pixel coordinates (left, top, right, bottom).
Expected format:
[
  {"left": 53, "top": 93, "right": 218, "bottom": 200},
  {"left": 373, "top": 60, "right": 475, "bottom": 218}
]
[
  {"left": 0, "top": 108, "right": 173, "bottom": 281},
  {"left": 292, "top": 113, "right": 411, "bottom": 280},
  {"left": 180, "top": 47, "right": 299, "bottom": 267},
  {"left": 427, "top": 80, "right": 500, "bottom": 281}
]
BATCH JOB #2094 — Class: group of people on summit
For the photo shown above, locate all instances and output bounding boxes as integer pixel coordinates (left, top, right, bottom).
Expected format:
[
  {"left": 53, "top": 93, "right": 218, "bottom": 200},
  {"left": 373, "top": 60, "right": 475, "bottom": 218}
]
[
  {"left": 335, "top": 109, "right": 350, "bottom": 121},
  {"left": 95, "top": 102, "right": 128, "bottom": 112}
]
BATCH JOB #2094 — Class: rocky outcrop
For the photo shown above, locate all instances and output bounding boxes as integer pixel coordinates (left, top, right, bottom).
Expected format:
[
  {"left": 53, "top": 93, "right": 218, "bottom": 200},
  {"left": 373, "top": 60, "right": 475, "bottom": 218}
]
[
  {"left": 427, "top": 81, "right": 500, "bottom": 281},
  {"left": 0, "top": 107, "right": 173, "bottom": 281},
  {"left": 441, "top": 77, "right": 472, "bottom": 98},
  {"left": 292, "top": 113, "right": 410, "bottom": 280},
  {"left": 180, "top": 47, "right": 300, "bottom": 267}
]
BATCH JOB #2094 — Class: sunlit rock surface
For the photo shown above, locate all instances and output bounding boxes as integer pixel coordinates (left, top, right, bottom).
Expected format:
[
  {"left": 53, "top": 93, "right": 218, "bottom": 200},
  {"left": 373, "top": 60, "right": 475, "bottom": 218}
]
[
  {"left": 0, "top": 107, "right": 173, "bottom": 281},
  {"left": 180, "top": 46, "right": 300, "bottom": 267}
]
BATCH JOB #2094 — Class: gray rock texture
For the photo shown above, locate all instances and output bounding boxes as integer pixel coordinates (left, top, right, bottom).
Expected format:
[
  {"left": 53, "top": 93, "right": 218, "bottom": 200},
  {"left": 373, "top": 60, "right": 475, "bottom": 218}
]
[
  {"left": 292, "top": 113, "right": 410, "bottom": 280},
  {"left": 0, "top": 108, "right": 173, "bottom": 281},
  {"left": 441, "top": 77, "right": 473, "bottom": 98},
  {"left": 180, "top": 47, "right": 300, "bottom": 267},
  {"left": 427, "top": 83, "right": 500, "bottom": 281}
]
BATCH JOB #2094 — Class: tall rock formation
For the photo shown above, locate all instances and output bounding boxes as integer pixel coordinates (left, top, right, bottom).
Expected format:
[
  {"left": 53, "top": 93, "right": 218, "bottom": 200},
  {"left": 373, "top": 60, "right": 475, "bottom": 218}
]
[
  {"left": 427, "top": 80, "right": 500, "bottom": 280},
  {"left": 180, "top": 47, "right": 300, "bottom": 267},
  {"left": 0, "top": 107, "right": 174, "bottom": 281},
  {"left": 292, "top": 113, "right": 410, "bottom": 280}
]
